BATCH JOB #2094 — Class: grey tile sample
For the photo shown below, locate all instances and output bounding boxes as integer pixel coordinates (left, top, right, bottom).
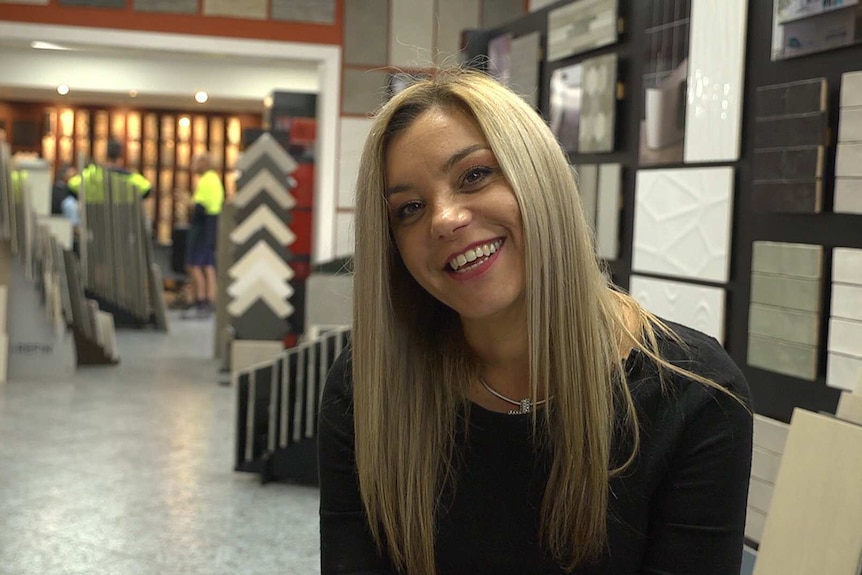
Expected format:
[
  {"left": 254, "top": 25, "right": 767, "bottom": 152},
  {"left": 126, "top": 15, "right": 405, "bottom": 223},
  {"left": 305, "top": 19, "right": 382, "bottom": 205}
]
[
  {"left": 272, "top": 0, "right": 336, "bottom": 23},
  {"left": 481, "top": 0, "right": 523, "bottom": 29},
  {"left": 748, "top": 335, "right": 818, "bottom": 380},
  {"left": 840, "top": 70, "right": 862, "bottom": 108},
  {"left": 754, "top": 114, "right": 829, "bottom": 149},
  {"left": 752, "top": 242, "right": 823, "bottom": 279},
  {"left": 838, "top": 107, "right": 862, "bottom": 143},
  {"left": 596, "top": 163, "right": 621, "bottom": 260},
  {"left": 755, "top": 79, "right": 827, "bottom": 117},
  {"left": 59, "top": 0, "right": 124, "bottom": 5},
  {"left": 204, "top": 0, "right": 267, "bottom": 19},
  {"left": 750, "top": 273, "right": 821, "bottom": 314},
  {"left": 752, "top": 181, "right": 822, "bottom": 213},
  {"left": 834, "top": 178, "right": 862, "bottom": 214},
  {"left": 836, "top": 143, "right": 862, "bottom": 177},
  {"left": 548, "top": 0, "right": 618, "bottom": 62},
  {"left": 579, "top": 53, "right": 617, "bottom": 153},
  {"left": 133, "top": 0, "right": 197, "bottom": 12},
  {"left": 344, "top": 0, "right": 388, "bottom": 66},
  {"left": 749, "top": 303, "right": 819, "bottom": 346},
  {"left": 753, "top": 148, "right": 823, "bottom": 181},
  {"left": 576, "top": 164, "right": 598, "bottom": 229},
  {"left": 509, "top": 32, "right": 541, "bottom": 108},
  {"left": 342, "top": 69, "right": 389, "bottom": 115}
]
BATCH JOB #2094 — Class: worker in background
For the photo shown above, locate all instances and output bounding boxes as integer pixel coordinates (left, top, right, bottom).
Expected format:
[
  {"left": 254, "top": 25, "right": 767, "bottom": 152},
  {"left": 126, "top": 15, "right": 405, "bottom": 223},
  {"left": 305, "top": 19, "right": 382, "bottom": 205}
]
[
  {"left": 68, "top": 138, "right": 152, "bottom": 202},
  {"left": 52, "top": 163, "right": 77, "bottom": 216},
  {"left": 183, "top": 152, "right": 224, "bottom": 317}
]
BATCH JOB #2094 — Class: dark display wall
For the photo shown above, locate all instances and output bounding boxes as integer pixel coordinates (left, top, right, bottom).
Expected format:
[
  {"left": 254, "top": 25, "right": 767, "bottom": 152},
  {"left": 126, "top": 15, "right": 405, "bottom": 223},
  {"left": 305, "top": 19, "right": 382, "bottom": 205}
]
[{"left": 466, "top": 0, "right": 862, "bottom": 422}]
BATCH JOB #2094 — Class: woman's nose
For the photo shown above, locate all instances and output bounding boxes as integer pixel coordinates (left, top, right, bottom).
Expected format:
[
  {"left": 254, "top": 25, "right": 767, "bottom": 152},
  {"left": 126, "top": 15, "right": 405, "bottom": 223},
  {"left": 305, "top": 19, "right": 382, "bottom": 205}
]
[{"left": 429, "top": 200, "right": 471, "bottom": 239}]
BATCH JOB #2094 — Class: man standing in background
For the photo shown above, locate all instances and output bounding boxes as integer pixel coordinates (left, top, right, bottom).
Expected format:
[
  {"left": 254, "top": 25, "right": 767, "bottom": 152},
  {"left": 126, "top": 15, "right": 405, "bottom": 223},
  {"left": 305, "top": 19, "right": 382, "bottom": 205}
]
[{"left": 184, "top": 152, "right": 224, "bottom": 317}]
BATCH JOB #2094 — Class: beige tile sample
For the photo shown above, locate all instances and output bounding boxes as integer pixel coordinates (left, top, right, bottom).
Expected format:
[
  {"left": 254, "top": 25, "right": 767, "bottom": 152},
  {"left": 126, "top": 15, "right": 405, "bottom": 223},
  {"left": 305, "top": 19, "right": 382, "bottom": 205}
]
[
  {"left": 751, "top": 241, "right": 823, "bottom": 278},
  {"left": 754, "top": 414, "right": 790, "bottom": 455},
  {"left": 832, "top": 283, "right": 862, "bottom": 322},
  {"left": 828, "top": 317, "right": 862, "bottom": 359},
  {"left": 834, "top": 178, "right": 862, "bottom": 214},
  {"left": 834, "top": 248, "right": 862, "bottom": 285},
  {"left": 748, "top": 334, "right": 819, "bottom": 380},
  {"left": 837, "top": 391, "right": 862, "bottom": 424},
  {"left": 753, "top": 409, "right": 862, "bottom": 575},
  {"left": 836, "top": 143, "right": 862, "bottom": 177},
  {"left": 342, "top": 69, "right": 389, "bottom": 116},
  {"left": 751, "top": 446, "right": 783, "bottom": 484},
  {"left": 748, "top": 304, "right": 819, "bottom": 346},
  {"left": 344, "top": 0, "right": 389, "bottom": 66},
  {"left": 840, "top": 70, "right": 862, "bottom": 108},
  {"left": 828, "top": 352, "right": 862, "bottom": 392}
]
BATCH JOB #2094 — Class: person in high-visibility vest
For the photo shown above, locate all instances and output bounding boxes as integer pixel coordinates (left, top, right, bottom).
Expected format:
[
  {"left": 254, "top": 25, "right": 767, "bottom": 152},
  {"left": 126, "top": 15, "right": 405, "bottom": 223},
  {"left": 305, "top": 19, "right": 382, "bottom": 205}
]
[{"left": 68, "top": 139, "right": 152, "bottom": 202}]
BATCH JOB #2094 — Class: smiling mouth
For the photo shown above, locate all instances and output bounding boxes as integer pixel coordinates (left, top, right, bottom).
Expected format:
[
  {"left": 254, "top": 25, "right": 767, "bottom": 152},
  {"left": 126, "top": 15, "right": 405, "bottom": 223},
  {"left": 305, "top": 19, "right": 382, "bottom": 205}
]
[{"left": 447, "top": 239, "right": 503, "bottom": 273}]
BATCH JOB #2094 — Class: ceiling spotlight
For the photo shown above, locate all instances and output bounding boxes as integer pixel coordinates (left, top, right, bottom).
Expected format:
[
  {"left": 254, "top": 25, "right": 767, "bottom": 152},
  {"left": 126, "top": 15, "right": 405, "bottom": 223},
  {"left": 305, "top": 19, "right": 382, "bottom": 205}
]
[
  {"left": 57, "top": 85, "right": 70, "bottom": 96},
  {"left": 263, "top": 95, "right": 273, "bottom": 108},
  {"left": 194, "top": 91, "right": 208, "bottom": 104},
  {"left": 129, "top": 89, "right": 138, "bottom": 97},
  {"left": 178, "top": 116, "right": 191, "bottom": 129}
]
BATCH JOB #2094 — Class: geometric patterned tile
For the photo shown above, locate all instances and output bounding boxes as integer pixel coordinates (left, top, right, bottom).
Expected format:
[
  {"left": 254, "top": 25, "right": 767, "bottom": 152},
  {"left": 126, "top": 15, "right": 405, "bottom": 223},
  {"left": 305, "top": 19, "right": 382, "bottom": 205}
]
[
  {"left": 578, "top": 53, "right": 617, "bottom": 153},
  {"left": 547, "top": 0, "right": 618, "bottom": 62}
]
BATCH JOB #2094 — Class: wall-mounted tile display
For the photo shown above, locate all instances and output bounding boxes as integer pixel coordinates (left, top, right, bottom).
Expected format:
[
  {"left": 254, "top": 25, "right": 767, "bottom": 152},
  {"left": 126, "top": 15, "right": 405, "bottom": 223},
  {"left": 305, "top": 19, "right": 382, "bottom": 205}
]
[
  {"left": 629, "top": 275, "right": 726, "bottom": 343},
  {"left": 575, "top": 163, "right": 621, "bottom": 260},
  {"left": 639, "top": 0, "right": 690, "bottom": 166},
  {"left": 390, "top": 0, "right": 435, "bottom": 67},
  {"left": 684, "top": 0, "right": 748, "bottom": 163},
  {"left": 204, "top": 0, "right": 267, "bottom": 19},
  {"left": 828, "top": 247, "right": 862, "bottom": 391},
  {"left": 748, "top": 241, "right": 823, "bottom": 381},
  {"left": 771, "top": 0, "right": 862, "bottom": 61},
  {"left": 632, "top": 167, "right": 734, "bottom": 283},
  {"left": 133, "top": 0, "right": 196, "bottom": 13},
  {"left": 836, "top": 70, "right": 862, "bottom": 214},
  {"left": 272, "top": 0, "right": 336, "bottom": 24},
  {"left": 509, "top": 32, "right": 542, "bottom": 108},
  {"left": 344, "top": 0, "right": 388, "bottom": 66},
  {"left": 549, "top": 63, "right": 583, "bottom": 153},
  {"left": 579, "top": 53, "right": 617, "bottom": 153},
  {"left": 488, "top": 33, "right": 513, "bottom": 86},
  {"left": 547, "top": 0, "right": 618, "bottom": 62}
]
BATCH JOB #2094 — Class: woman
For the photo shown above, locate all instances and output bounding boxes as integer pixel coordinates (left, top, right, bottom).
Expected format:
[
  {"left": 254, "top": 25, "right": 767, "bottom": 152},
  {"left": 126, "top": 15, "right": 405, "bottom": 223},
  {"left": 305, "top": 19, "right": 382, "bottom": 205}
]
[{"left": 319, "top": 69, "right": 752, "bottom": 575}]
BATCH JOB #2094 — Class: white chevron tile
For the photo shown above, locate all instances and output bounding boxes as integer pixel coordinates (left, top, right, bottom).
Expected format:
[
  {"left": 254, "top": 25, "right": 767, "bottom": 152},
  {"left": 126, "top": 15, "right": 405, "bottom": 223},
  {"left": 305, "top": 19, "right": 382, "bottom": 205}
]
[
  {"left": 230, "top": 205, "right": 296, "bottom": 246},
  {"left": 228, "top": 266, "right": 294, "bottom": 299},
  {"left": 228, "top": 278, "right": 294, "bottom": 317},
  {"left": 229, "top": 242, "right": 293, "bottom": 280},
  {"left": 232, "top": 169, "right": 297, "bottom": 209},
  {"left": 235, "top": 132, "right": 298, "bottom": 173}
]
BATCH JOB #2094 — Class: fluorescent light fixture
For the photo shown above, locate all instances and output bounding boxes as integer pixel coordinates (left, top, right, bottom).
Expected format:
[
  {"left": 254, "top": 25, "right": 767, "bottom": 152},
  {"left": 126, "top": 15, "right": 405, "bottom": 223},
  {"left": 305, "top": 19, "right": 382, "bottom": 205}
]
[
  {"left": 194, "top": 91, "right": 208, "bottom": 104},
  {"left": 31, "top": 41, "right": 72, "bottom": 51},
  {"left": 57, "top": 85, "right": 70, "bottom": 96}
]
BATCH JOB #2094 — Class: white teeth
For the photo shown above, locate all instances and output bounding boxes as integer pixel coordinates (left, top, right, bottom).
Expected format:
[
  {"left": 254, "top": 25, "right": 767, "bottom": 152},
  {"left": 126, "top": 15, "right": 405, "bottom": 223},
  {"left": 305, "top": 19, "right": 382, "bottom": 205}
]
[
  {"left": 448, "top": 240, "right": 503, "bottom": 271},
  {"left": 457, "top": 254, "right": 467, "bottom": 267},
  {"left": 465, "top": 249, "right": 478, "bottom": 262}
]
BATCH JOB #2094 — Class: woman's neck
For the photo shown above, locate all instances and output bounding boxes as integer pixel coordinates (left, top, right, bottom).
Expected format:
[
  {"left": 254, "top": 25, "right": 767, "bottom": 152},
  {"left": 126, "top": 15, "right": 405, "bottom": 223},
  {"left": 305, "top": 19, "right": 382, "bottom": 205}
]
[{"left": 462, "top": 312, "right": 531, "bottom": 400}]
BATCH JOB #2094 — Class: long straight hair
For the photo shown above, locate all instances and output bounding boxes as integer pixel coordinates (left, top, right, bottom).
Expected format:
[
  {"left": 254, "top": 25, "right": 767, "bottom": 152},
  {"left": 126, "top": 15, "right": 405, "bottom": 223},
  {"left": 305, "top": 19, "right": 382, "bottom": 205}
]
[{"left": 352, "top": 69, "right": 718, "bottom": 575}]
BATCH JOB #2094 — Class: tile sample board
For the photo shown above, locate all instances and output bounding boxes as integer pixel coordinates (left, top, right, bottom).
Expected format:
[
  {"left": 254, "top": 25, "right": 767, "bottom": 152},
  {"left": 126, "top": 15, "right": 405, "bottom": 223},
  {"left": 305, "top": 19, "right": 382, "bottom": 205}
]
[
  {"left": 828, "top": 247, "right": 862, "bottom": 391},
  {"left": 836, "top": 71, "right": 862, "bottom": 214},
  {"left": 748, "top": 241, "right": 823, "bottom": 381},
  {"left": 272, "top": 0, "right": 336, "bottom": 23},
  {"left": 575, "top": 163, "right": 621, "bottom": 260},
  {"left": 683, "top": 0, "right": 748, "bottom": 163},
  {"left": 752, "top": 409, "right": 862, "bottom": 575},
  {"left": 633, "top": 167, "right": 734, "bottom": 283},
  {"left": 134, "top": 0, "right": 196, "bottom": 12},
  {"left": 509, "top": 32, "right": 542, "bottom": 108},
  {"left": 344, "top": 0, "right": 389, "bottom": 66},
  {"left": 579, "top": 54, "right": 617, "bottom": 153},
  {"left": 629, "top": 275, "right": 725, "bottom": 342},
  {"left": 204, "top": 0, "right": 267, "bottom": 19},
  {"left": 547, "top": 0, "right": 618, "bottom": 62},
  {"left": 389, "top": 0, "right": 435, "bottom": 67},
  {"left": 753, "top": 78, "right": 828, "bottom": 213}
]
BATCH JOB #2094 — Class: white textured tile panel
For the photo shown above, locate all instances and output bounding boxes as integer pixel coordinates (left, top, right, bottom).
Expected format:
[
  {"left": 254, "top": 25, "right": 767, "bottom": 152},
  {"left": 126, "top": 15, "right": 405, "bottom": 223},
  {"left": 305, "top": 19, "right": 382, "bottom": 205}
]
[
  {"left": 748, "top": 334, "right": 818, "bottom": 381},
  {"left": 334, "top": 211, "right": 355, "bottom": 259},
  {"left": 751, "top": 241, "right": 823, "bottom": 279},
  {"left": 827, "top": 352, "right": 862, "bottom": 393},
  {"left": 833, "top": 248, "right": 862, "bottom": 285},
  {"left": 753, "top": 409, "right": 862, "bottom": 575},
  {"left": 836, "top": 143, "right": 862, "bottom": 177},
  {"left": 748, "top": 476, "right": 775, "bottom": 514},
  {"left": 754, "top": 414, "right": 790, "bottom": 455},
  {"left": 629, "top": 275, "right": 725, "bottom": 343},
  {"left": 748, "top": 303, "right": 819, "bottom": 346},
  {"left": 751, "top": 446, "right": 782, "bottom": 484},
  {"left": 750, "top": 273, "right": 821, "bottom": 314},
  {"left": 683, "top": 0, "right": 748, "bottom": 163},
  {"left": 595, "top": 163, "right": 621, "bottom": 260},
  {"left": 745, "top": 506, "right": 767, "bottom": 544},
  {"left": 828, "top": 317, "right": 862, "bottom": 358},
  {"left": 834, "top": 178, "right": 862, "bottom": 214},
  {"left": 633, "top": 167, "right": 734, "bottom": 283},
  {"left": 837, "top": 391, "right": 862, "bottom": 424},
  {"left": 435, "top": 0, "right": 480, "bottom": 65},
  {"left": 832, "top": 283, "right": 862, "bottom": 322},
  {"left": 337, "top": 117, "right": 373, "bottom": 209},
  {"left": 838, "top": 106, "right": 862, "bottom": 143},
  {"left": 509, "top": 32, "right": 542, "bottom": 108},
  {"left": 389, "top": 0, "right": 435, "bottom": 67},
  {"left": 840, "top": 70, "right": 862, "bottom": 108}
]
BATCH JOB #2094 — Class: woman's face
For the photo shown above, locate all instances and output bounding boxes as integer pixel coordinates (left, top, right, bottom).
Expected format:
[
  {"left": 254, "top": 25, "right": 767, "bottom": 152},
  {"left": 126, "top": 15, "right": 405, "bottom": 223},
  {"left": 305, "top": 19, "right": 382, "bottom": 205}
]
[{"left": 385, "top": 106, "right": 526, "bottom": 324}]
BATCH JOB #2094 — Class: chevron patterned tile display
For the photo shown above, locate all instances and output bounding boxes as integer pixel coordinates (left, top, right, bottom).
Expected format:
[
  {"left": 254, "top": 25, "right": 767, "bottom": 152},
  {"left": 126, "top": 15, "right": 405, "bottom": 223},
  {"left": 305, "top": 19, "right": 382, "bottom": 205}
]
[{"left": 228, "top": 133, "right": 301, "bottom": 341}]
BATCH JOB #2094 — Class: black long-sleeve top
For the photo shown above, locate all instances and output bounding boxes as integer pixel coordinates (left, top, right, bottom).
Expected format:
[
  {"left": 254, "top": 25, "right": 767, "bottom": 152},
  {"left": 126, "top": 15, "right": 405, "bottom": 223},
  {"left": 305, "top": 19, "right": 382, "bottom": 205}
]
[{"left": 319, "top": 322, "right": 753, "bottom": 574}]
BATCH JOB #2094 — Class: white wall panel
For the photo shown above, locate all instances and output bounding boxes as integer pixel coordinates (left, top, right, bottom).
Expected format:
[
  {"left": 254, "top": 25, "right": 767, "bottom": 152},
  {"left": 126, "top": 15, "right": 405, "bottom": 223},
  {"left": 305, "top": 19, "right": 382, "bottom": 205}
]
[{"left": 338, "top": 117, "right": 373, "bottom": 209}]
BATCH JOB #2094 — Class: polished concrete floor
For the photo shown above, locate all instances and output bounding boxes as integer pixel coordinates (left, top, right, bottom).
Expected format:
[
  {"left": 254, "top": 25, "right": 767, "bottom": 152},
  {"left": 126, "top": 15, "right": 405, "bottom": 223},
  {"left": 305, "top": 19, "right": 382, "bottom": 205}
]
[{"left": 0, "top": 312, "right": 320, "bottom": 575}]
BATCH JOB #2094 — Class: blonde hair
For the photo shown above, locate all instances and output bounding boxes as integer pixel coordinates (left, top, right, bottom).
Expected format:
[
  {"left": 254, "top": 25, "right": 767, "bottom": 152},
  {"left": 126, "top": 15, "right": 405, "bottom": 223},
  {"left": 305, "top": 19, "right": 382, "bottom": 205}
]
[{"left": 352, "top": 69, "right": 729, "bottom": 575}]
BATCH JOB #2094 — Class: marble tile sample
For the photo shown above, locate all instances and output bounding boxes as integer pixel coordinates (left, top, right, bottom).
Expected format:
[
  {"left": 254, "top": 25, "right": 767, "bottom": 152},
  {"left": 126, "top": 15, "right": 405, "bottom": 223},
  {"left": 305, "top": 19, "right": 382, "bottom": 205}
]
[
  {"left": 834, "top": 179, "right": 862, "bottom": 214},
  {"left": 633, "top": 167, "right": 734, "bottom": 283},
  {"left": 838, "top": 107, "right": 862, "bottom": 143},
  {"left": 629, "top": 275, "right": 725, "bottom": 342},
  {"left": 754, "top": 414, "right": 790, "bottom": 455},
  {"left": 827, "top": 317, "right": 862, "bottom": 359},
  {"left": 134, "top": 0, "right": 196, "bottom": 12},
  {"left": 578, "top": 53, "right": 617, "bottom": 153},
  {"left": 748, "top": 304, "right": 819, "bottom": 346},
  {"left": 833, "top": 248, "right": 862, "bottom": 285},
  {"left": 753, "top": 148, "right": 823, "bottom": 181},
  {"left": 272, "top": 0, "right": 336, "bottom": 23},
  {"left": 547, "top": 0, "right": 618, "bottom": 62},
  {"left": 436, "top": 0, "right": 480, "bottom": 64},
  {"left": 595, "top": 163, "right": 621, "bottom": 260},
  {"left": 832, "top": 283, "right": 862, "bottom": 322},
  {"left": 576, "top": 164, "right": 598, "bottom": 229},
  {"left": 342, "top": 69, "right": 389, "bottom": 115},
  {"left": 752, "top": 181, "right": 821, "bottom": 213},
  {"left": 749, "top": 274, "right": 821, "bottom": 314},
  {"left": 683, "top": 0, "right": 748, "bottom": 163},
  {"left": 338, "top": 117, "right": 373, "bottom": 209},
  {"left": 752, "top": 241, "right": 823, "bottom": 278},
  {"left": 748, "top": 334, "right": 818, "bottom": 380},
  {"left": 827, "top": 352, "right": 862, "bottom": 392},
  {"left": 839, "top": 70, "right": 862, "bottom": 108},
  {"left": 755, "top": 78, "right": 827, "bottom": 117},
  {"left": 836, "top": 143, "right": 862, "bottom": 177},
  {"left": 753, "top": 409, "right": 862, "bottom": 575},
  {"left": 389, "top": 0, "right": 435, "bottom": 67},
  {"left": 509, "top": 32, "right": 541, "bottom": 108},
  {"left": 204, "top": 0, "right": 267, "bottom": 19},
  {"left": 344, "top": 0, "right": 388, "bottom": 66}
]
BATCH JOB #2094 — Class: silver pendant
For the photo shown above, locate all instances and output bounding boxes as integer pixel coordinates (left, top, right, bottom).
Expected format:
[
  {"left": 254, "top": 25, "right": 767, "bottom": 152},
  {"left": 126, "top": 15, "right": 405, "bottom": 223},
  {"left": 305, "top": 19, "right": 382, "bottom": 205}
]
[{"left": 508, "top": 398, "right": 532, "bottom": 415}]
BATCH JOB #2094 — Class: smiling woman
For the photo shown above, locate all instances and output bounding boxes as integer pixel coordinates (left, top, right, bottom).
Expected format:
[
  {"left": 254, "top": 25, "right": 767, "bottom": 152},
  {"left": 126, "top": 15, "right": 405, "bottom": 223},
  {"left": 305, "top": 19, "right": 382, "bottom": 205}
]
[{"left": 318, "top": 69, "right": 753, "bottom": 575}]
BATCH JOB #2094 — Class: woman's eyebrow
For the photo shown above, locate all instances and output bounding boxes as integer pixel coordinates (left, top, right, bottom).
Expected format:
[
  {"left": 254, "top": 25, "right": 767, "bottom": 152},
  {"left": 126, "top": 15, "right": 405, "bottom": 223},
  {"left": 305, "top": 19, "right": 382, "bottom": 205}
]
[{"left": 442, "top": 144, "right": 489, "bottom": 173}]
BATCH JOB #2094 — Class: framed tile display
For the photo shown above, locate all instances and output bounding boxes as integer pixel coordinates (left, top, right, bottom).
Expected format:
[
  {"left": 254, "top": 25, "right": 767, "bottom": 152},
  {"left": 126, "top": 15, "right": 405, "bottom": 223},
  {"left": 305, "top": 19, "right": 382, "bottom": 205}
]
[
  {"left": 633, "top": 167, "right": 734, "bottom": 283},
  {"left": 629, "top": 275, "right": 726, "bottom": 342},
  {"left": 509, "top": 32, "right": 542, "bottom": 108},
  {"left": 771, "top": 0, "right": 862, "bottom": 61},
  {"left": 579, "top": 53, "right": 617, "bottom": 153},
  {"left": 684, "top": 0, "right": 748, "bottom": 163},
  {"left": 549, "top": 63, "right": 583, "bottom": 153},
  {"left": 547, "top": 0, "right": 618, "bottom": 62}
]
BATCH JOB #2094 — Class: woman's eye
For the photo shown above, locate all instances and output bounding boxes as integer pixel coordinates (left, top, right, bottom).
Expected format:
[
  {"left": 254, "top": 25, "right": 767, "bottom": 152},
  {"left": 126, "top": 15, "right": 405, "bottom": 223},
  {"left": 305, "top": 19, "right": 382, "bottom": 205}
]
[
  {"left": 462, "top": 166, "right": 493, "bottom": 187},
  {"left": 395, "top": 200, "right": 423, "bottom": 220}
]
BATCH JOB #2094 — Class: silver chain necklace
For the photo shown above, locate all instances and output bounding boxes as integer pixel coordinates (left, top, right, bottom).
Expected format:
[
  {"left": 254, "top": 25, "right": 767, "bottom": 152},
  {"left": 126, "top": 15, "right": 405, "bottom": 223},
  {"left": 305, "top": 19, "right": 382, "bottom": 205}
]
[{"left": 478, "top": 378, "right": 551, "bottom": 415}]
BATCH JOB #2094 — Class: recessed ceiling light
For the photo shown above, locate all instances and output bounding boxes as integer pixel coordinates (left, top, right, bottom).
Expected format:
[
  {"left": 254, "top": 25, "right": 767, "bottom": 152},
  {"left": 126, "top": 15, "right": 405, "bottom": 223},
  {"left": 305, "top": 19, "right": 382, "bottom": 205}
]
[
  {"left": 194, "top": 91, "right": 208, "bottom": 104},
  {"left": 31, "top": 41, "right": 72, "bottom": 51},
  {"left": 178, "top": 116, "right": 191, "bottom": 129},
  {"left": 129, "top": 89, "right": 138, "bottom": 97},
  {"left": 57, "top": 85, "right": 70, "bottom": 96}
]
